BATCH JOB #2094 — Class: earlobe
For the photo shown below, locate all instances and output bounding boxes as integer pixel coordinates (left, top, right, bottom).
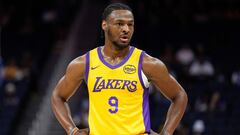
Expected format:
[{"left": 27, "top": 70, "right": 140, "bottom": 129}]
[{"left": 102, "top": 21, "right": 107, "bottom": 30}]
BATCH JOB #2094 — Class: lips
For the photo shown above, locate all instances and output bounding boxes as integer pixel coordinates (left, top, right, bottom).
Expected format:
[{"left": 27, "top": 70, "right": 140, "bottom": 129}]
[{"left": 119, "top": 35, "right": 129, "bottom": 42}]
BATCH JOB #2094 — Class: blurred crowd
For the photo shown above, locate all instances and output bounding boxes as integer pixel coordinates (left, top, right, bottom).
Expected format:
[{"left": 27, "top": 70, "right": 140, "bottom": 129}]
[
  {"left": 1, "top": 0, "right": 240, "bottom": 135},
  {"left": 0, "top": 0, "right": 81, "bottom": 134}
]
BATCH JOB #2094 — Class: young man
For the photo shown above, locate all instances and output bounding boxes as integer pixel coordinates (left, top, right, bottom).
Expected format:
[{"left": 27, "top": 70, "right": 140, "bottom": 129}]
[{"left": 51, "top": 3, "right": 188, "bottom": 135}]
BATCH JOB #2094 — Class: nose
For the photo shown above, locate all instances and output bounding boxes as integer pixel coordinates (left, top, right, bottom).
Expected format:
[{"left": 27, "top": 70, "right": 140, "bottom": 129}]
[{"left": 122, "top": 24, "right": 129, "bottom": 33}]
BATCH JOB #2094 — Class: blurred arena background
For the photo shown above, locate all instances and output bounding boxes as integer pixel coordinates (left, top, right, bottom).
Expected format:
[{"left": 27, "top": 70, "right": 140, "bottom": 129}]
[{"left": 1, "top": 0, "right": 240, "bottom": 135}]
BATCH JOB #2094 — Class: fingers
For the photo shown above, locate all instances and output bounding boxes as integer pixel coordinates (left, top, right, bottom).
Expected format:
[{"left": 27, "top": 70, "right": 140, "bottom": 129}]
[{"left": 76, "top": 128, "right": 89, "bottom": 135}]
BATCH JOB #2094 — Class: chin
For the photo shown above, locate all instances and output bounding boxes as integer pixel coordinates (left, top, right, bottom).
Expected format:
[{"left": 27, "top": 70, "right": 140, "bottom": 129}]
[
  {"left": 112, "top": 41, "right": 130, "bottom": 49},
  {"left": 115, "top": 43, "right": 130, "bottom": 49}
]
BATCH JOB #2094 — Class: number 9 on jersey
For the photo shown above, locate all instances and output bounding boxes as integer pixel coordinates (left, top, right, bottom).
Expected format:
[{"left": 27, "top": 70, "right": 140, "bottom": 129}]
[{"left": 108, "top": 96, "right": 118, "bottom": 113}]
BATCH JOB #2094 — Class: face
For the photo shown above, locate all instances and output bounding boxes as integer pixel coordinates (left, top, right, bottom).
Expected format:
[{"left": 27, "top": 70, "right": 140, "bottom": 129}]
[{"left": 102, "top": 10, "right": 134, "bottom": 49}]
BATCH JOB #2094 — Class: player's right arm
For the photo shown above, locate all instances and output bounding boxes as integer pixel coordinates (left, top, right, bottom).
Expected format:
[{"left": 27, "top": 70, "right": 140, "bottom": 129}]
[{"left": 51, "top": 55, "right": 86, "bottom": 135}]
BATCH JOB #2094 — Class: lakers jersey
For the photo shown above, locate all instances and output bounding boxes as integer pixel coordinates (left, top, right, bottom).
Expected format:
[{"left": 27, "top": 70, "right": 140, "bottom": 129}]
[{"left": 85, "top": 46, "right": 150, "bottom": 135}]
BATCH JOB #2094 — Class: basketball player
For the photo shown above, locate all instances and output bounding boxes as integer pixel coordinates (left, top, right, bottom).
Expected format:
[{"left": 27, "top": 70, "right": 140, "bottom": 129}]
[{"left": 51, "top": 3, "right": 188, "bottom": 135}]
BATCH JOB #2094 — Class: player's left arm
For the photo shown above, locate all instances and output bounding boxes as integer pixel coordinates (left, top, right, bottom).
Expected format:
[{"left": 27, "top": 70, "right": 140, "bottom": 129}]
[{"left": 142, "top": 53, "right": 188, "bottom": 135}]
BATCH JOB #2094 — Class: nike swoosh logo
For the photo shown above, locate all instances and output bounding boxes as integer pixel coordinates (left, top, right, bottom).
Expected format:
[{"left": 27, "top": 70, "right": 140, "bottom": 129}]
[{"left": 91, "top": 65, "right": 100, "bottom": 70}]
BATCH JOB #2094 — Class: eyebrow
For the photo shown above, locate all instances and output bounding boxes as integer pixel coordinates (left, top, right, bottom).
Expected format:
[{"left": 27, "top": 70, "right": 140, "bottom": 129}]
[{"left": 114, "top": 19, "right": 134, "bottom": 22}]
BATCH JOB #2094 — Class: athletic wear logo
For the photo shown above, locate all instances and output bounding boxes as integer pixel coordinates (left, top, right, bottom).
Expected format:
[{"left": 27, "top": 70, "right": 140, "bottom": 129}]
[
  {"left": 123, "top": 65, "right": 136, "bottom": 74},
  {"left": 91, "top": 65, "right": 100, "bottom": 70},
  {"left": 93, "top": 77, "right": 137, "bottom": 92}
]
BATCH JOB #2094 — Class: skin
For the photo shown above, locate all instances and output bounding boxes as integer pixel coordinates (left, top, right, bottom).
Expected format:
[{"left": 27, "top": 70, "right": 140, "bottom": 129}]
[{"left": 51, "top": 9, "right": 188, "bottom": 135}]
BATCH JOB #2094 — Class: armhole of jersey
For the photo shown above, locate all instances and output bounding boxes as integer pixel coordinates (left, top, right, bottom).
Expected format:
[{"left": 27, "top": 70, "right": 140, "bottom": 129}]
[
  {"left": 85, "top": 51, "right": 90, "bottom": 84},
  {"left": 138, "top": 51, "right": 149, "bottom": 89},
  {"left": 141, "top": 70, "right": 149, "bottom": 88}
]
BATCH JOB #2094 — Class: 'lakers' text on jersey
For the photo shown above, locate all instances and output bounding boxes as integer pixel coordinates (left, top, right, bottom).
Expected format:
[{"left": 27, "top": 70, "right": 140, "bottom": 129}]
[
  {"left": 85, "top": 47, "right": 150, "bottom": 135},
  {"left": 92, "top": 77, "right": 137, "bottom": 92}
]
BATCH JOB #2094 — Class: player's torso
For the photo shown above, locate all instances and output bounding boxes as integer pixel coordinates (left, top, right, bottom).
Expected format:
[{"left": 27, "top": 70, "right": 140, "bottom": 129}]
[{"left": 86, "top": 46, "right": 150, "bottom": 135}]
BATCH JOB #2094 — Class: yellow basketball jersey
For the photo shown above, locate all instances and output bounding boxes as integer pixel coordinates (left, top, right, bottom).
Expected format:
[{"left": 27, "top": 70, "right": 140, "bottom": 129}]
[{"left": 85, "top": 46, "right": 150, "bottom": 135}]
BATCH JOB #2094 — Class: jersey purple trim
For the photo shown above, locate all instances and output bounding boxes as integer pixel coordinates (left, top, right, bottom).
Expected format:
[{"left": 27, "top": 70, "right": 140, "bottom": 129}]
[
  {"left": 85, "top": 52, "right": 90, "bottom": 83},
  {"left": 138, "top": 51, "right": 150, "bottom": 133},
  {"left": 97, "top": 46, "right": 135, "bottom": 69}
]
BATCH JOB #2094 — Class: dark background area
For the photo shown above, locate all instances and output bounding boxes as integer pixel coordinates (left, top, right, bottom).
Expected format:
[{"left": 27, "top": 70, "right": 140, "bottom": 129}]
[{"left": 1, "top": 0, "right": 240, "bottom": 135}]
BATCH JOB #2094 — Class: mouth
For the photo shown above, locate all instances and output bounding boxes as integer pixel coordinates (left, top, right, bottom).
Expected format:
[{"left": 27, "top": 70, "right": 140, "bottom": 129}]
[{"left": 119, "top": 35, "right": 129, "bottom": 42}]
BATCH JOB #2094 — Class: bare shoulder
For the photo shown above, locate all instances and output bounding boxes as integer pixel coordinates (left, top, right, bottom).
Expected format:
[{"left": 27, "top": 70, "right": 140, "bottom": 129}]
[
  {"left": 142, "top": 53, "right": 168, "bottom": 81},
  {"left": 65, "top": 54, "right": 87, "bottom": 81},
  {"left": 68, "top": 54, "right": 86, "bottom": 68},
  {"left": 142, "top": 53, "right": 165, "bottom": 67}
]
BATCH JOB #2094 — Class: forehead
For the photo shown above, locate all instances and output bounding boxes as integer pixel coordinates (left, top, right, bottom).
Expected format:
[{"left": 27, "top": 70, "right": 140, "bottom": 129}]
[{"left": 107, "top": 10, "right": 134, "bottom": 22}]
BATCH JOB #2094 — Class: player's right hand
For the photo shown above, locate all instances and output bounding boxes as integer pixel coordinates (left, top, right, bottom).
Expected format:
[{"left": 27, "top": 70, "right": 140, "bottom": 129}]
[{"left": 75, "top": 128, "right": 89, "bottom": 135}]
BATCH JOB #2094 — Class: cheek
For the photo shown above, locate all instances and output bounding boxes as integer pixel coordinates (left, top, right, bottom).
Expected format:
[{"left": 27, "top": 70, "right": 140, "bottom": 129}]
[
  {"left": 107, "top": 28, "right": 117, "bottom": 40},
  {"left": 129, "top": 29, "right": 134, "bottom": 37},
  {"left": 109, "top": 27, "right": 119, "bottom": 37},
  {"left": 131, "top": 29, "right": 134, "bottom": 34},
  {"left": 131, "top": 27, "right": 134, "bottom": 33},
  {"left": 110, "top": 27, "right": 118, "bottom": 33}
]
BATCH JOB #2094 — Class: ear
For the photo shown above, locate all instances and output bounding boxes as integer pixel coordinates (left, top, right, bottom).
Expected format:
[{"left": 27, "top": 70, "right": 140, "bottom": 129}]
[{"left": 102, "top": 20, "right": 107, "bottom": 31}]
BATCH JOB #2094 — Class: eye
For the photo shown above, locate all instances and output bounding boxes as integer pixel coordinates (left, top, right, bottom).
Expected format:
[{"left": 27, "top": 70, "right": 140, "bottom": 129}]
[
  {"left": 128, "top": 23, "right": 133, "bottom": 27},
  {"left": 117, "top": 23, "right": 123, "bottom": 26}
]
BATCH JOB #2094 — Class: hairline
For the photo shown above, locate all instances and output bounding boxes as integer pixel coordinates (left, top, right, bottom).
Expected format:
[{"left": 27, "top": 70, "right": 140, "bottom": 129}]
[{"left": 103, "top": 9, "right": 133, "bottom": 21}]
